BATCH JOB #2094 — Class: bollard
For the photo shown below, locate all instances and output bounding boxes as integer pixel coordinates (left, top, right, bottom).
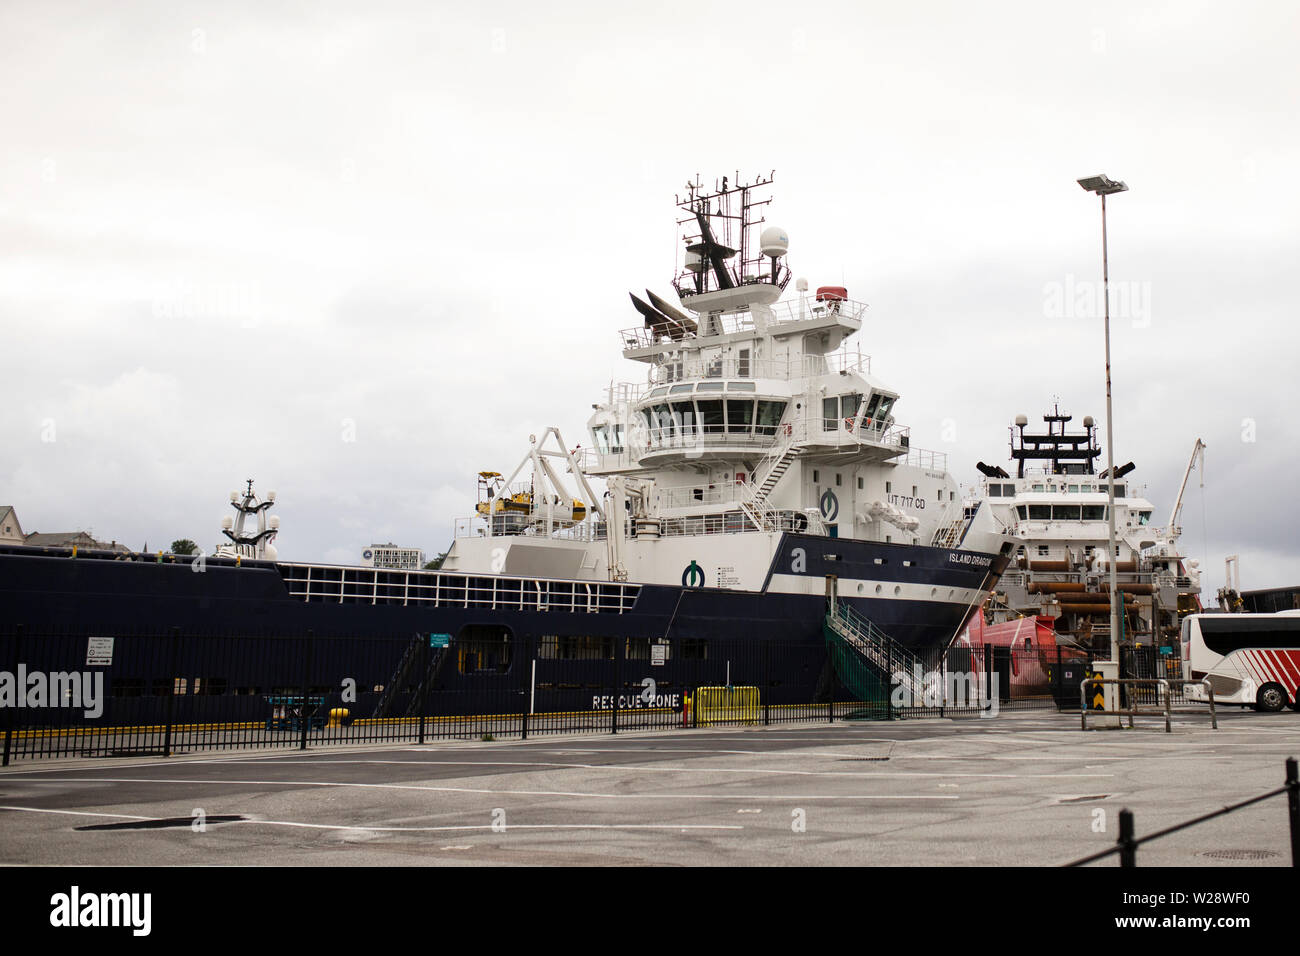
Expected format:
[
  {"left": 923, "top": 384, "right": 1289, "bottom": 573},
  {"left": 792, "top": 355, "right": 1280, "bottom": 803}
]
[
  {"left": 1118, "top": 809, "right": 1137, "bottom": 867},
  {"left": 1286, "top": 757, "right": 1299, "bottom": 868}
]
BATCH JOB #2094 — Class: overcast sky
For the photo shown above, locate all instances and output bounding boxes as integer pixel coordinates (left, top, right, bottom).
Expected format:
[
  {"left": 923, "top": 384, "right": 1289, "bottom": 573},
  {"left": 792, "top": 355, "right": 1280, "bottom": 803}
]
[{"left": 3, "top": 1, "right": 1297, "bottom": 594}]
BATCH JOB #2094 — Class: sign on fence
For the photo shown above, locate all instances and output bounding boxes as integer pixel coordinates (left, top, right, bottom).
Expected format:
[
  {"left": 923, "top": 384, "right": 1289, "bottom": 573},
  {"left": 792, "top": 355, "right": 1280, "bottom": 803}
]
[{"left": 85, "top": 637, "right": 114, "bottom": 666}]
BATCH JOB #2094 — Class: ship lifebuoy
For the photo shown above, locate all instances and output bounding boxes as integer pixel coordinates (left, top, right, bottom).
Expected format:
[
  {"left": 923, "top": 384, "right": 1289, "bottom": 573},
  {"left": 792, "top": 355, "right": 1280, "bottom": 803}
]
[
  {"left": 782, "top": 423, "right": 793, "bottom": 436},
  {"left": 844, "top": 417, "right": 855, "bottom": 431}
]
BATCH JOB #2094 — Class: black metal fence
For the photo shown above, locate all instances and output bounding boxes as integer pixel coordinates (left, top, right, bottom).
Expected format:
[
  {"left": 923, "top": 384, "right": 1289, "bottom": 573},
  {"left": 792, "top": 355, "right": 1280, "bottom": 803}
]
[
  {"left": 1065, "top": 757, "right": 1300, "bottom": 867},
  {"left": 0, "top": 624, "right": 1189, "bottom": 763}
]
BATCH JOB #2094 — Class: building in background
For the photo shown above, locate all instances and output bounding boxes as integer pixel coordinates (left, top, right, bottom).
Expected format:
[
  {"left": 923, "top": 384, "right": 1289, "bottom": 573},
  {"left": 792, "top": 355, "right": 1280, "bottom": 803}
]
[
  {"left": 0, "top": 506, "right": 130, "bottom": 552},
  {"left": 0, "top": 506, "right": 25, "bottom": 545},
  {"left": 361, "top": 543, "right": 425, "bottom": 570}
]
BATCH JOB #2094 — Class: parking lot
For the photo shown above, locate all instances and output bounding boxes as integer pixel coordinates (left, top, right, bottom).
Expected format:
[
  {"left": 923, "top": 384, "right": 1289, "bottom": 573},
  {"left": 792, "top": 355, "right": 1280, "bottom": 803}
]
[{"left": 1, "top": 709, "right": 1295, "bottom": 866}]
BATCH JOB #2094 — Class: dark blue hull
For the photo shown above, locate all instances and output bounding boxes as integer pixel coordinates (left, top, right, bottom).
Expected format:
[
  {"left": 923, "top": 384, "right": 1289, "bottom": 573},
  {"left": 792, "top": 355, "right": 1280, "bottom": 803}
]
[{"left": 0, "top": 538, "right": 1009, "bottom": 723}]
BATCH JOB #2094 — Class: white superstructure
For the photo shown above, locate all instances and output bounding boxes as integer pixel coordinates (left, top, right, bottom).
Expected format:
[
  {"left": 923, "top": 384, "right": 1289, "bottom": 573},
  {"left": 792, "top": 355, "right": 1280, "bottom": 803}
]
[
  {"left": 444, "top": 175, "right": 1010, "bottom": 622},
  {"left": 971, "top": 408, "right": 1203, "bottom": 651}
]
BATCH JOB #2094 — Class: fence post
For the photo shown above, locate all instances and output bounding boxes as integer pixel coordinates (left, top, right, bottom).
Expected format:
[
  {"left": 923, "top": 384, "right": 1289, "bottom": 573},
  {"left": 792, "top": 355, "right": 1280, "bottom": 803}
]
[
  {"left": 2, "top": 624, "right": 22, "bottom": 767},
  {"left": 519, "top": 635, "right": 530, "bottom": 741},
  {"left": 984, "top": 642, "right": 993, "bottom": 713},
  {"left": 418, "top": 634, "right": 429, "bottom": 746},
  {"left": 1118, "top": 808, "right": 1137, "bottom": 867},
  {"left": 940, "top": 647, "right": 946, "bottom": 719},
  {"left": 611, "top": 642, "right": 620, "bottom": 735},
  {"left": 763, "top": 640, "right": 771, "bottom": 727},
  {"left": 299, "top": 629, "right": 314, "bottom": 751},
  {"left": 163, "top": 627, "right": 180, "bottom": 758},
  {"left": 1286, "top": 757, "right": 1299, "bottom": 867},
  {"left": 886, "top": 641, "right": 894, "bottom": 721}
]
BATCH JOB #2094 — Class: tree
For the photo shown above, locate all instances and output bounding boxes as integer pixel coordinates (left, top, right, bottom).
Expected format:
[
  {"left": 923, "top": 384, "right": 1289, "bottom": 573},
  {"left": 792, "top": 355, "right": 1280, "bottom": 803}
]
[
  {"left": 170, "top": 539, "right": 199, "bottom": 555},
  {"left": 423, "top": 551, "right": 447, "bottom": 571}
]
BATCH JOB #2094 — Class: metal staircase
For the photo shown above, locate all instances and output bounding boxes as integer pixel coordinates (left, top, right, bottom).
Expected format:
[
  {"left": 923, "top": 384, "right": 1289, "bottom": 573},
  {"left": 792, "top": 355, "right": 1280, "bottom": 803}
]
[
  {"left": 930, "top": 501, "right": 980, "bottom": 549},
  {"left": 373, "top": 635, "right": 448, "bottom": 718},
  {"left": 734, "top": 426, "right": 805, "bottom": 532},
  {"left": 824, "top": 598, "right": 930, "bottom": 707}
]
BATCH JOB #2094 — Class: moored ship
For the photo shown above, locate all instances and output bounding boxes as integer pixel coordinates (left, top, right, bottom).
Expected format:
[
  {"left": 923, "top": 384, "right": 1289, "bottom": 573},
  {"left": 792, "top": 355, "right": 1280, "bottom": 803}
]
[
  {"left": 1, "top": 174, "right": 1014, "bottom": 724},
  {"left": 961, "top": 407, "right": 1203, "bottom": 658}
]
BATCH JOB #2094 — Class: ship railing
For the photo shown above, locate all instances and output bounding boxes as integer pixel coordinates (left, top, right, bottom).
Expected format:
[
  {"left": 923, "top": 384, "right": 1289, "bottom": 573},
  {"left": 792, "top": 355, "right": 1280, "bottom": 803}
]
[
  {"left": 788, "top": 416, "right": 913, "bottom": 457},
  {"left": 657, "top": 479, "right": 752, "bottom": 511},
  {"left": 651, "top": 509, "right": 821, "bottom": 538},
  {"left": 766, "top": 296, "right": 869, "bottom": 326},
  {"left": 626, "top": 354, "right": 872, "bottom": 385},
  {"left": 617, "top": 297, "right": 869, "bottom": 352},
  {"left": 279, "top": 563, "right": 641, "bottom": 613}
]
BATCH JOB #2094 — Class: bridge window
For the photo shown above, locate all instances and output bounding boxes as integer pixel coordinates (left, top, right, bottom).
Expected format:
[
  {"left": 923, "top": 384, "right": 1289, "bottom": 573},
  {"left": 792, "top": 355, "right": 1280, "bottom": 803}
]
[
  {"left": 1028, "top": 505, "right": 1051, "bottom": 519},
  {"left": 1052, "top": 504, "right": 1082, "bottom": 520},
  {"left": 755, "top": 400, "right": 787, "bottom": 436},
  {"left": 697, "top": 400, "right": 724, "bottom": 435},
  {"left": 1082, "top": 505, "right": 1107, "bottom": 520},
  {"left": 822, "top": 397, "right": 838, "bottom": 431},
  {"left": 726, "top": 400, "right": 753, "bottom": 434}
]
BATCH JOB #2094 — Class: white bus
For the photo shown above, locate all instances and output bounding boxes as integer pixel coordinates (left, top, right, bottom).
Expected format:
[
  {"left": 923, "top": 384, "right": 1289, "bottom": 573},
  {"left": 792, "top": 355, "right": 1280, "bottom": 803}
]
[{"left": 1181, "top": 612, "right": 1300, "bottom": 711}]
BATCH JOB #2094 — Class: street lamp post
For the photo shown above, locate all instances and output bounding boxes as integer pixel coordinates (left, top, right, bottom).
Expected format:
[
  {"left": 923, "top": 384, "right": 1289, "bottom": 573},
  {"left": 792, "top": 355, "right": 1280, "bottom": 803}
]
[{"left": 1077, "top": 174, "right": 1128, "bottom": 665}]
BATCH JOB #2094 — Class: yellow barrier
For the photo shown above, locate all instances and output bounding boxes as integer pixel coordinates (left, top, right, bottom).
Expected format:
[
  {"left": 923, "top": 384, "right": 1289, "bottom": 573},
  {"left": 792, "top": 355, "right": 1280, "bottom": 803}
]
[{"left": 695, "top": 686, "right": 760, "bottom": 726}]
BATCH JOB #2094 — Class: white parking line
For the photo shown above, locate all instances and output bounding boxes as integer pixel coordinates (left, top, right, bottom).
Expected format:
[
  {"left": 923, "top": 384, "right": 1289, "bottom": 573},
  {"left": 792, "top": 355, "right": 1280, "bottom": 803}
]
[
  {"left": 0, "top": 778, "right": 960, "bottom": 800},
  {"left": 0, "top": 806, "right": 742, "bottom": 832},
  {"left": 192, "top": 758, "right": 1114, "bottom": 780}
]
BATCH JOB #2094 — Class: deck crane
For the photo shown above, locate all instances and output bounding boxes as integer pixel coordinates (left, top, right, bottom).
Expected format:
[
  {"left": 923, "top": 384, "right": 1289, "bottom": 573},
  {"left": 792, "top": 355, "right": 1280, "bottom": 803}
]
[{"left": 1167, "top": 438, "right": 1206, "bottom": 534}]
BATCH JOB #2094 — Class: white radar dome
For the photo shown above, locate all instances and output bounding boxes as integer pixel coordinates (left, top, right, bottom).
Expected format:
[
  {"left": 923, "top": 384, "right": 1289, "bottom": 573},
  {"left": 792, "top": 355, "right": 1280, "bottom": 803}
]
[
  {"left": 796, "top": 277, "right": 809, "bottom": 292},
  {"left": 264, "top": 544, "right": 278, "bottom": 560},
  {"left": 1083, "top": 416, "right": 1095, "bottom": 427},
  {"left": 221, "top": 516, "right": 234, "bottom": 530},
  {"left": 267, "top": 490, "right": 277, "bottom": 502},
  {"left": 230, "top": 491, "right": 239, "bottom": 502},
  {"left": 759, "top": 226, "right": 789, "bottom": 257},
  {"left": 268, "top": 515, "right": 280, "bottom": 530},
  {"left": 1014, "top": 415, "right": 1028, "bottom": 427}
]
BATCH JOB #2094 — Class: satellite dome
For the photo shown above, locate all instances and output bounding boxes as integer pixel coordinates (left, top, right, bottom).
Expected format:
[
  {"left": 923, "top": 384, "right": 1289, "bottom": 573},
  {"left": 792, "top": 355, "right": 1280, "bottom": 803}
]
[
  {"left": 221, "top": 516, "right": 233, "bottom": 530},
  {"left": 268, "top": 515, "right": 280, "bottom": 530},
  {"left": 1014, "top": 414, "right": 1028, "bottom": 427},
  {"left": 759, "top": 226, "right": 789, "bottom": 258},
  {"left": 1083, "top": 416, "right": 1095, "bottom": 427},
  {"left": 796, "top": 277, "right": 809, "bottom": 292},
  {"left": 264, "top": 543, "right": 278, "bottom": 561}
]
